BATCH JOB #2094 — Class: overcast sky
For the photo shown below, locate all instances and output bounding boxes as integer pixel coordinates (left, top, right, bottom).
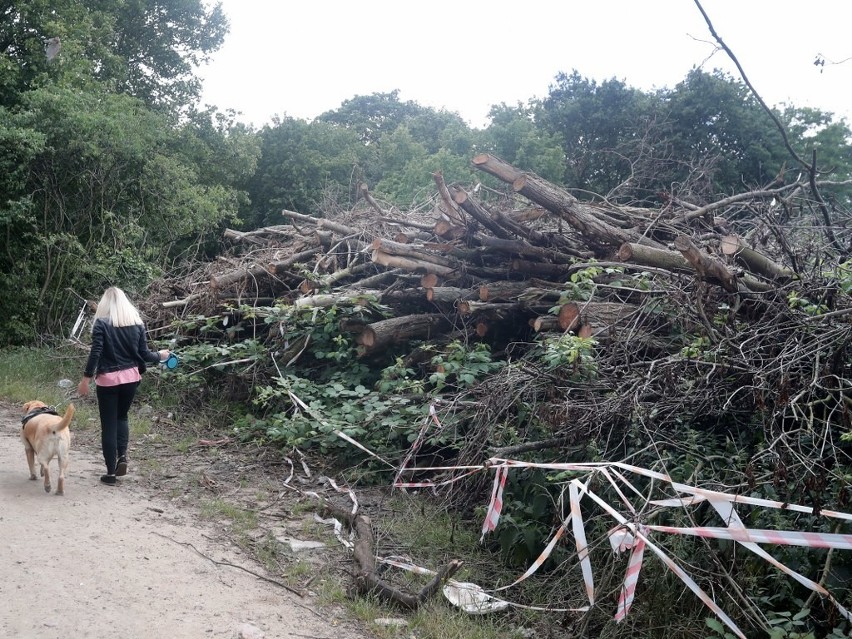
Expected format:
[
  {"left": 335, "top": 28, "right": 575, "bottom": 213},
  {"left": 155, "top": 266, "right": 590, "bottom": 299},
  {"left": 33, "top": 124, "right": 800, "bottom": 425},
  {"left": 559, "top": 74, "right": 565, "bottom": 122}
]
[{"left": 199, "top": 1, "right": 852, "bottom": 129}]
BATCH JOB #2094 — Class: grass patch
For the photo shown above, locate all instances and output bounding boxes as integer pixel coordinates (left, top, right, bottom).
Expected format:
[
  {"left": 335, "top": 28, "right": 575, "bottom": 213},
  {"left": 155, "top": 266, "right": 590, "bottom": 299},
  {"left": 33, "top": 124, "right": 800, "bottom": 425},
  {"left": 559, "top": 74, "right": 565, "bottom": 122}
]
[
  {"left": 199, "top": 497, "right": 258, "bottom": 532},
  {"left": 0, "top": 344, "right": 83, "bottom": 405}
]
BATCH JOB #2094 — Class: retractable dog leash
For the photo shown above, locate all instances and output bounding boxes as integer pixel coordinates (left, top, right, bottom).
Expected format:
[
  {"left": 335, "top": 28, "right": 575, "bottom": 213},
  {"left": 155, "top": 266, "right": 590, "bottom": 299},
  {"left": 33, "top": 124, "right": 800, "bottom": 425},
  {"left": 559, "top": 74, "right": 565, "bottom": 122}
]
[{"left": 162, "top": 353, "right": 179, "bottom": 370}]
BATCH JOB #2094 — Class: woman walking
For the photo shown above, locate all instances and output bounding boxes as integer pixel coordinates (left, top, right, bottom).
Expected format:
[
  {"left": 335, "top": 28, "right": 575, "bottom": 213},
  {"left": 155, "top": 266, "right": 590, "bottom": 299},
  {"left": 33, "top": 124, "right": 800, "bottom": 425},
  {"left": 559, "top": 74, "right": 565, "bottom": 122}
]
[{"left": 77, "top": 287, "right": 169, "bottom": 485}]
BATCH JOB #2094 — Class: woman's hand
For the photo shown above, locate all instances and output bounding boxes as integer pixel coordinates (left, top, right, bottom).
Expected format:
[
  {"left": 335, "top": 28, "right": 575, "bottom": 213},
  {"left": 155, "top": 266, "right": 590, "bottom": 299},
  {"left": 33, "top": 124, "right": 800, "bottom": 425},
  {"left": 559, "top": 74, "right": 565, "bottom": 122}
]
[
  {"left": 158, "top": 349, "right": 170, "bottom": 362},
  {"left": 78, "top": 377, "right": 91, "bottom": 397}
]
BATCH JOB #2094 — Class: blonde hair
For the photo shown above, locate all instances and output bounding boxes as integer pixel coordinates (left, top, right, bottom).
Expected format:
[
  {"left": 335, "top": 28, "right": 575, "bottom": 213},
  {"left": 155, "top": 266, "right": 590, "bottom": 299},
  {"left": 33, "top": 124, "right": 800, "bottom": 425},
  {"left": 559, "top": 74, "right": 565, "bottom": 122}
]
[{"left": 93, "top": 287, "right": 144, "bottom": 328}]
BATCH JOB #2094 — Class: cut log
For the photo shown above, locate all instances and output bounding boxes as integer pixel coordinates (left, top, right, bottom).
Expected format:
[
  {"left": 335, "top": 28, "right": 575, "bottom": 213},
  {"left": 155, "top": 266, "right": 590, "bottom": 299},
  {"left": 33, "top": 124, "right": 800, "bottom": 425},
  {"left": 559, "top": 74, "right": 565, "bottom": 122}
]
[
  {"left": 720, "top": 235, "right": 794, "bottom": 281},
  {"left": 293, "top": 290, "right": 384, "bottom": 310},
  {"left": 512, "top": 171, "right": 664, "bottom": 251},
  {"left": 357, "top": 314, "right": 453, "bottom": 352},
  {"left": 371, "top": 239, "right": 463, "bottom": 270},
  {"left": 531, "top": 315, "right": 562, "bottom": 332},
  {"left": 359, "top": 183, "right": 385, "bottom": 216},
  {"left": 223, "top": 228, "right": 272, "bottom": 246},
  {"left": 558, "top": 301, "right": 640, "bottom": 331},
  {"left": 477, "top": 236, "right": 574, "bottom": 264},
  {"left": 479, "top": 280, "right": 563, "bottom": 303},
  {"left": 372, "top": 249, "right": 458, "bottom": 277},
  {"left": 471, "top": 153, "right": 526, "bottom": 183},
  {"left": 433, "top": 218, "right": 467, "bottom": 240},
  {"left": 421, "top": 273, "right": 440, "bottom": 289},
  {"left": 450, "top": 186, "right": 514, "bottom": 239},
  {"left": 618, "top": 243, "right": 693, "bottom": 272},
  {"left": 283, "top": 209, "right": 361, "bottom": 237},
  {"left": 432, "top": 171, "right": 466, "bottom": 227},
  {"left": 472, "top": 154, "right": 665, "bottom": 252},
  {"left": 268, "top": 247, "right": 322, "bottom": 274},
  {"left": 479, "top": 280, "right": 531, "bottom": 302}
]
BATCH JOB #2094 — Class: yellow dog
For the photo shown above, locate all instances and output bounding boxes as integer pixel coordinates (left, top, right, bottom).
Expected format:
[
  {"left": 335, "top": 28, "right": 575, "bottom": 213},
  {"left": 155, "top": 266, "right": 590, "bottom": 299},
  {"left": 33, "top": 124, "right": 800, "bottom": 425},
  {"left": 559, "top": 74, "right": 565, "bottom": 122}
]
[{"left": 21, "top": 401, "right": 74, "bottom": 495}]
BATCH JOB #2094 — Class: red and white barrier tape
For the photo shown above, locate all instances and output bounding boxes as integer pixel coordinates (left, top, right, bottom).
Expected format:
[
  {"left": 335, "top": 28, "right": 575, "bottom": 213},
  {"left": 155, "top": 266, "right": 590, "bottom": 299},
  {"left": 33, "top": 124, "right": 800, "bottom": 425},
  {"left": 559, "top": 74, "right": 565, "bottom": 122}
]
[{"left": 329, "top": 421, "right": 852, "bottom": 635}]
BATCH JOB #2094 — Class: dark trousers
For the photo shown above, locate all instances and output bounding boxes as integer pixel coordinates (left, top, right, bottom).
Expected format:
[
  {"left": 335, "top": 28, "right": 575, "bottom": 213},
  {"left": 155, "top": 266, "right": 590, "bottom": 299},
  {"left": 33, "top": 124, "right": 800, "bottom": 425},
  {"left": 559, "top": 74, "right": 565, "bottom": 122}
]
[{"left": 96, "top": 382, "right": 139, "bottom": 474}]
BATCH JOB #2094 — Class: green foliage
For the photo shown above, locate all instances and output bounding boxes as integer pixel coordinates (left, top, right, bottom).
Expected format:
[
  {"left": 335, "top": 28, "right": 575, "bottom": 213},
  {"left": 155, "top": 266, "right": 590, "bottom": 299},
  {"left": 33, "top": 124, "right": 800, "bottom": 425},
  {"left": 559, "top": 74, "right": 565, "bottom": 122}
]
[
  {"left": 492, "top": 469, "right": 565, "bottom": 568},
  {"left": 1, "top": 0, "right": 226, "bottom": 113},
  {"left": 246, "top": 116, "right": 365, "bottom": 227},
  {"left": 427, "top": 341, "right": 503, "bottom": 393},
  {"left": 787, "top": 291, "right": 829, "bottom": 316},
  {"left": 538, "top": 334, "right": 597, "bottom": 377}
]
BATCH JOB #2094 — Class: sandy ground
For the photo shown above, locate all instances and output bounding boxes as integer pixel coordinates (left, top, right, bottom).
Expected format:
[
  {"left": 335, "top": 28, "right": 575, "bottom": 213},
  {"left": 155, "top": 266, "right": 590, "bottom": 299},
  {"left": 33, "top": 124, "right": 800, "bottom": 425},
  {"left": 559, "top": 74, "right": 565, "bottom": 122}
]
[{"left": 0, "top": 402, "right": 372, "bottom": 639}]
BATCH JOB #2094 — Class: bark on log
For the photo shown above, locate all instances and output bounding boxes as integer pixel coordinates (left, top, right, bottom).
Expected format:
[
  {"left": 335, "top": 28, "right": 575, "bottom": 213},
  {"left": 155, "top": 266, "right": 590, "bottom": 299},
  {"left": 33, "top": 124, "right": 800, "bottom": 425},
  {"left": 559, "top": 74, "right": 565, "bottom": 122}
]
[
  {"left": 432, "top": 171, "right": 466, "bottom": 226},
  {"left": 450, "top": 186, "right": 514, "bottom": 239},
  {"left": 359, "top": 183, "right": 385, "bottom": 216},
  {"left": 673, "top": 235, "right": 737, "bottom": 292},
  {"left": 268, "top": 247, "right": 322, "bottom": 274},
  {"left": 479, "top": 280, "right": 561, "bottom": 302},
  {"left": 512, "top": 171, "right": 665, "bottom": 251},
  {"left": 357, "top": 314, "right": 453, "bottom": 351},
  {"left": 618, "top": 243, "right": 694, "bottom": 273},
  {"left": 453, "top": 186, "right": 590, "bottom": 257},
  {"left": 426, "top": 287, "right": 479, "bottom": 304},
  {"left": 210, "top": 264, "right": 271, "bottom": 291},
  {"left": 477, "top": 235, "right": 574, "bottom": 264},
  {"left": 292, "top": 290, "right": 384, "bottom": 309},
  {"left": 372, "top": 249, "right": 457, "bottom": 277},
  {"left": 223, "top": 228, "right": 272, "bottom": 246},
  {"left": 471, "top": 153, "right": 526, "bottom": 183},
  {"left": 558, "top": 301, "right": 640, "bottom": 331},
  {"left": 283, "top": 209, "right": 361, "bottom": 237}
]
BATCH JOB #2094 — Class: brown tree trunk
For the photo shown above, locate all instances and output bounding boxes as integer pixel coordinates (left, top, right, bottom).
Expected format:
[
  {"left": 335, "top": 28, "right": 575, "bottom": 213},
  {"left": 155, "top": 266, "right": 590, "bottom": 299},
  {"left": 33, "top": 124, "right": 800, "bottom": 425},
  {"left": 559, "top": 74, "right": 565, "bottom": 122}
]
[
  {"left": 618, "top": 243, "right": 694, "bottom": 272},
  {"left": 673, "top": 235, "right": 737, "bottom": 292},
  {"left": 357, "top": 314, "right": 453, "bottom": 352},
  {"left": 372, "top": 249, "right": 458, "bottom": 277}
]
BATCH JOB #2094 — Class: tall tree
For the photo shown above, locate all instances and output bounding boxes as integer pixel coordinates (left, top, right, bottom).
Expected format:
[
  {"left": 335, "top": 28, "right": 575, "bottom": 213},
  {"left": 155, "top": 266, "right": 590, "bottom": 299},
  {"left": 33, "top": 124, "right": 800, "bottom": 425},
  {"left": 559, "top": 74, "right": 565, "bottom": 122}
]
[
  {"left": 0, "top": 0, "right": 227, "bottom": 112},
  {"left": 538, "top": 70, "right": 658, "bottom": 198},
  {"left": 484, "top": 103, "right": 566, "bottom": 184}
]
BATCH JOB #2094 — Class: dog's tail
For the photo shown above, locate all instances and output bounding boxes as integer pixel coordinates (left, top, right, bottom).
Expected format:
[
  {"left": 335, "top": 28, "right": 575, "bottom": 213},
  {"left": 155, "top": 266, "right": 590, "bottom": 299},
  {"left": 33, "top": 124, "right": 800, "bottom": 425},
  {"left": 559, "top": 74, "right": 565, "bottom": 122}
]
[{"left": 55, "top": 403, "right": 75, "bottom": 432}]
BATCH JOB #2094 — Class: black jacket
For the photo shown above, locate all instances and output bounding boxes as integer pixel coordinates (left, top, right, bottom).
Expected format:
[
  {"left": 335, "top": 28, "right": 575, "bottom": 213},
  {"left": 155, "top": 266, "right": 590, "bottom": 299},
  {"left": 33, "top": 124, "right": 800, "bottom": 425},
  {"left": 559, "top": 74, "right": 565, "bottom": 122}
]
[{"left": 83, "top": 318, "right": 161, "bottom": 378}]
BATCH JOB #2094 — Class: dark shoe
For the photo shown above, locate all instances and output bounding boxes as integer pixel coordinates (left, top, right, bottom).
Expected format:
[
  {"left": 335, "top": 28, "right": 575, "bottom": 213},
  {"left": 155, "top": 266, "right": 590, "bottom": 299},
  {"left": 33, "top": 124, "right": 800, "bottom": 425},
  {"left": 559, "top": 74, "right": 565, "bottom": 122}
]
[
  {"left": 100, "top": 474, "right": 117, "bottom": 485},
  {"left": 115, "top": 457, "right": 128, "bottom": 477}
]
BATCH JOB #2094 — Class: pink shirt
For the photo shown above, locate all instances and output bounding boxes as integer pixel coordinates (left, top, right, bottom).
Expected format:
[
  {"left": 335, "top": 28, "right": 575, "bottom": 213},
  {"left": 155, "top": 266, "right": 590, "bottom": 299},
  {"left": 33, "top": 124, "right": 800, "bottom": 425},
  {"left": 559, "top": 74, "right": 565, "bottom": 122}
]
[{"left": 96, "top": 367, "right": 142, "bottom": 387}]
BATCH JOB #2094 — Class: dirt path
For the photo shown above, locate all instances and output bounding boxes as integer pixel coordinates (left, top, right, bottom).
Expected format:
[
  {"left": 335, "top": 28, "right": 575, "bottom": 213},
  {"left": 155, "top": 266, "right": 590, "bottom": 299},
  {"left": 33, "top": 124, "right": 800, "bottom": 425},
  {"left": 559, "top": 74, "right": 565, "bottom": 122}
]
[{"left": 0, "top": 402, "right": 372, "bottom": 639}]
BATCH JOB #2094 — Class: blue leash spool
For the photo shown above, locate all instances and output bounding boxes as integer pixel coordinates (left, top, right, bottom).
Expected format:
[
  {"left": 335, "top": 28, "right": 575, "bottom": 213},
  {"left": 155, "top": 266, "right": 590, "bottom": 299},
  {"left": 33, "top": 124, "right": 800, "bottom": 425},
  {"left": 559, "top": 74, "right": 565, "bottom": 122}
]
[{"left": 162, "top": 353, "right": 179, "bottom": 370}]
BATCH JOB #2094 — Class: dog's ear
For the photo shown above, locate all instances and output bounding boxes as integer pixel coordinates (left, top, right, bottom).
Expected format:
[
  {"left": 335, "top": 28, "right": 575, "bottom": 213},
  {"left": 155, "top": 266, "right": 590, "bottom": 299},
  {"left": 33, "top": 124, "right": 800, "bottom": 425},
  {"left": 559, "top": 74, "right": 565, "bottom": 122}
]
[{"left": 22, "top": 400, "right": 45, "bottom": 413}]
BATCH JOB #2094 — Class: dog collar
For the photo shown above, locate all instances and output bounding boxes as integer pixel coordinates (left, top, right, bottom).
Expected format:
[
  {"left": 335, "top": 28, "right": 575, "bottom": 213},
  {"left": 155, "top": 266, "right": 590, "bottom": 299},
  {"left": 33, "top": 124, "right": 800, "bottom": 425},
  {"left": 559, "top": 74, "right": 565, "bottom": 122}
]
[{"left": 21, "top": 407, "right": 59, "bottom": 427}]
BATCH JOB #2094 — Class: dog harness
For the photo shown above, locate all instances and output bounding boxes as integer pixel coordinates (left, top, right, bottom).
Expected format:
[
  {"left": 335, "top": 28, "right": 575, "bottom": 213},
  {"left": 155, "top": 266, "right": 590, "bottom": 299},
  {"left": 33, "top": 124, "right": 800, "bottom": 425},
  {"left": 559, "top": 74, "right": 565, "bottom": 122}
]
[{"left": 21, "top": 407, "right": 59, "bottom": 427}]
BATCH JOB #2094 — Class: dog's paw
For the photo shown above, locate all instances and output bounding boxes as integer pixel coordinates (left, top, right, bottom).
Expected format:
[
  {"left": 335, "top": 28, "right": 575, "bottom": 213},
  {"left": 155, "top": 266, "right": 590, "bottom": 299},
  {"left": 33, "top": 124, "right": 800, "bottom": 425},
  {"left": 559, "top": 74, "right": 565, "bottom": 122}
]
[
  {"left": 55, "top": 489, "right": 64, "bottom": 496},
  {"left": 29, "top": 474, "right": 36, "bottom": 480},
  {"left": 43, "top": 483, "right": 51, "bottom": 493}
]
